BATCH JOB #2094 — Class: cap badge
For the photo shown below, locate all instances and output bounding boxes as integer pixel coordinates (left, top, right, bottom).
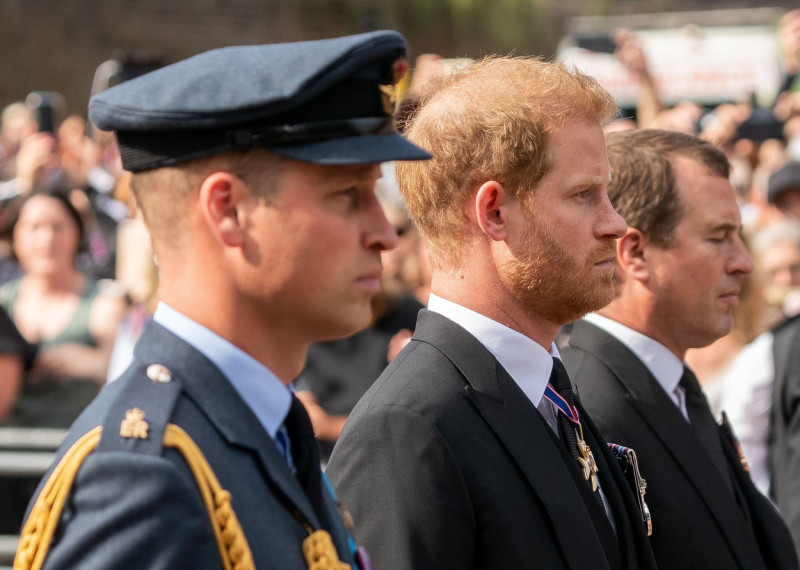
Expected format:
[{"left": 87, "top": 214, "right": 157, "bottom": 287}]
[
  {"left": 378, "top": 84, "right": 397, "bottom": 116},
  {"left": 378, "top": 58, "right": 410, "bottom": 116},
  {"left": 120, "top": 407, "right": 150, "bottom": 439}
]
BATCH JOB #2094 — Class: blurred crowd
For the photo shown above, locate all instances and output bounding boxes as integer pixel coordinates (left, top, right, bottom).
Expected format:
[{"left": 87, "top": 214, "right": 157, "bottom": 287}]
[
  {"left": 0, "top": 97, "right": 153, "bottom": 428},
  {"left": 2, "top": 11, "right": 800, "bottom": 504}
]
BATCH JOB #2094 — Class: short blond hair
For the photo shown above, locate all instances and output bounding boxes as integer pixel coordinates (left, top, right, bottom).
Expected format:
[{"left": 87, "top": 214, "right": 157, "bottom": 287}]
[
  {"left": 131, "top": 149, "right": 284, "bottom": 252},
  {"left": 396, "top": 56, "right": 618, "bottom": 271}
]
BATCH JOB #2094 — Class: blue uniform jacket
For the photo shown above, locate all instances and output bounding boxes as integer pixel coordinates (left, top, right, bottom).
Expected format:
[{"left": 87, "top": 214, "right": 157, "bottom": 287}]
[{"left": 21, "top": 320, "right": 354, "bottom": 569}]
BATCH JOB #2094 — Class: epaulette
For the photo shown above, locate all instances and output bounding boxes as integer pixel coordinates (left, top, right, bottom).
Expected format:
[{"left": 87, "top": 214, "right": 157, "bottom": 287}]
[
  {"left": 96, "top": 362, "right": 183, "bottom": 455},
  {"left": 13, "top": 362, "right": 256, "bottom": 570}
]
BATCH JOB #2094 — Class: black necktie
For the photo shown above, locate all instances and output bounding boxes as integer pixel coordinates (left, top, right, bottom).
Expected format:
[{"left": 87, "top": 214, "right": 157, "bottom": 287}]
[
  {"left": 549, "top": 358, "right": 606, "bottom": 511},
  {"left": 282, "top": 395, "right": 327, "bottom": 515},
  {"left": 679, "top": 366, "right": 732, "bottom": 493}
]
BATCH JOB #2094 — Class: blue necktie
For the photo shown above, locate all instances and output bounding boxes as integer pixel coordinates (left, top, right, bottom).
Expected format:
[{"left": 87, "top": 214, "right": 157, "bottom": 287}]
[{"left": 276, "top": 424, "right": 297, "bottom": 475}]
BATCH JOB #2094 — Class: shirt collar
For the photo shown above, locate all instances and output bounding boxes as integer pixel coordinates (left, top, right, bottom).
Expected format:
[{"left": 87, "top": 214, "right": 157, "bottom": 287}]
[
  {"left": 153, "top": 302, "right": 292, "bottom": 438},
  {"left": 427, "top": 293, "right": 558, "bottom": 406},
  {"left": 583, "top": 312, "right": 684, "bottom": 395}
]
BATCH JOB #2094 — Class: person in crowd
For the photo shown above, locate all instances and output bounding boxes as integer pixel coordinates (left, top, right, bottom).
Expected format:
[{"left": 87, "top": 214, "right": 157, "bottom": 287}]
[
  {"left": 767, "top": 161, "right": 800, "bottom": 221},
  {"left": 612, "top": 28, "right": 664, "bottom": 129},
  {"left": 327, "top": 56, "right": 658, "bottom": 570},
  {"left": 14, "top": 31, "right": 430, "bottom": 569},
  {"left": 778, "top": 10, "right": 800, "bottom": 102},
  {"left": 0, "top": 102, "right": 37, "bottom": 183},
  {"left": 104, "top": 171, "right": 158, "bottom": 382},
  {"left": 56, "top": 114, "right": 128, "bottom": 279},
  {"left": 769, "top": 282, "right": 800, "bottom": 556},
  {"left": 562, "top": 128, "right": 798, "bottom": 569},
  {"left": 0, "top": 110, "right": 126, "bottom": 285},
  {"left": 0, "top": 305, "right": 32, "bottom": 423},
  {"left": 0, "top": 187, "right": 126, "bottom": 428},
  {"left": 749, "top": 192, "right": 800, "bottom": 555},
  {"left": 0, "top": 131, "right": 62, "bottom": 202},
  {"left": 753, "top": 219, "right": 800, "bottom": 320}
]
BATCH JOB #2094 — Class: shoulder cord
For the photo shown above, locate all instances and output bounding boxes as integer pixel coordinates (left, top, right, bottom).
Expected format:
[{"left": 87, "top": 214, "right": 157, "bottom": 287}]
[{"left": 14, "top": 424, "right": 255, "bottom": 570}]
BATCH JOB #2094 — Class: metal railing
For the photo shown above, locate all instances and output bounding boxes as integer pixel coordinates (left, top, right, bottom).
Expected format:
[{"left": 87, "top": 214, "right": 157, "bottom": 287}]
[{"left": 0, "top": 428, "right": 67, "bottom": 567}]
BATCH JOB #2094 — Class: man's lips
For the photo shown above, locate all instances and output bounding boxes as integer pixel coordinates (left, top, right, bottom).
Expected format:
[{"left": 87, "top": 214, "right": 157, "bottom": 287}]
[
  {"left": 591, "top": 244, "right": 617, "bottom": 267},
  {"left": 356, "top": 269, "right": 383, "bottom": 292},
  {"left": 592, "top": 251, "right": 617, "bottom": 267},
  {"left": 719, "top": 288, "right": 741, "bottom": 305}
]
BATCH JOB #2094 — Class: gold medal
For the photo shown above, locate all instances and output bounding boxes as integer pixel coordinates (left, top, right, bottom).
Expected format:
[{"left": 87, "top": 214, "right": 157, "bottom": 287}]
[{"left": 575, "top": 426, "right": 599, "bottom": 492}]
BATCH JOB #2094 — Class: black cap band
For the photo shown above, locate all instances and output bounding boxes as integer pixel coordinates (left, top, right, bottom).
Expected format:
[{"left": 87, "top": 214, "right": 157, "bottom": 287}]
[{"left": 118, "top": 116, "right": 397, "bottom": 171}]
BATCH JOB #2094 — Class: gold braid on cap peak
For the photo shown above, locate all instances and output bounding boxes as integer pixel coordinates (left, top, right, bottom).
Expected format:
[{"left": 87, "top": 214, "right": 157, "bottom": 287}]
[{"left": 14, "top": 424, "right": 256, "bottom": 570}]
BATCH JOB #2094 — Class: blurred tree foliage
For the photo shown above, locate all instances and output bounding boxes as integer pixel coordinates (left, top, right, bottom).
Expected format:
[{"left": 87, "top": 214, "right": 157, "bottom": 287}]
[
  {"left": 347, "top": 0, "right": 617, "bottom": 58},
  {"left": 332, "top": 0, "right": 784, "bottom": 59},
  {"left": 0, "top": 0, "right": 788, "bottom": 117}
]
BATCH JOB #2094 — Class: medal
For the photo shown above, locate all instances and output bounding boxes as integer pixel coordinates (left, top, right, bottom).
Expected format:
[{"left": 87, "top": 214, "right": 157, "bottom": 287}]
[
  {"left": 608, "top": 442, "right": 653, "bottom": 536},
  {"left": 721, "top": 411, "right": 750, "bottom": 473},
  {"left": 576, "top": 428, "right": 599, "bottom": 491},
  {"left": 544, "top": 384, "right": 601, "bottom": 490}
]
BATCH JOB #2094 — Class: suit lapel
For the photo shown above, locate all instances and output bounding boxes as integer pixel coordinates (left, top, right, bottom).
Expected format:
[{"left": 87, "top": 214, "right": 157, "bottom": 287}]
[
  {"left": 133, "top": 322, "right": 322, "bottom": 529},
  {"left": 720, "top": 420, "right": 800, "bottom": 570},
  {"left": 413, "top": 311, "right": 612, "bottom": 570},
  {"left": 569, "top": 320, "right": 766, "bottom": 568}
]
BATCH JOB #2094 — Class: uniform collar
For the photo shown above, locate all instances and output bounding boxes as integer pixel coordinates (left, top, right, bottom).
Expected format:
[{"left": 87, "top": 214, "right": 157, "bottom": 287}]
[{"left": 152, "top": 302, "right": 292, "bottom": 438}]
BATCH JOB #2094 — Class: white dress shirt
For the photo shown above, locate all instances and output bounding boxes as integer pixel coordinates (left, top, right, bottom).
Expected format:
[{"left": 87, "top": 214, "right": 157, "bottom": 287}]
[
  {"left": 427, "top": 293, "right": 560, "bottom": 431},
  {"left": 583, "top": 313, "right": 689, "bottom": 421},
  {"left": 153, "top": 302, "right": 292, "bottom": 441}
]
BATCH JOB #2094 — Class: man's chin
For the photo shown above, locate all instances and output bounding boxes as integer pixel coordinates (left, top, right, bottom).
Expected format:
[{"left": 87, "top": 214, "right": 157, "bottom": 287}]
[
  {"left": 314, "top": 306, "right": 374, "bottom": 342},
  {"left": 563, "top": 284, "right": 615, "bottom": 323}
]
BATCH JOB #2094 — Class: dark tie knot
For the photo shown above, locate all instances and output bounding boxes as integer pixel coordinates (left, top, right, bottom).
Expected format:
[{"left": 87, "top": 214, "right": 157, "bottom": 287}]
[
  {"left": 549, "top": 357, "right": 574, "bottom": 400},
  {"left": 285, "top": 394, "right": 316, "bottom": 440},
  {"left": 679, "top": 366, "right": 704, "bottom": 398}
]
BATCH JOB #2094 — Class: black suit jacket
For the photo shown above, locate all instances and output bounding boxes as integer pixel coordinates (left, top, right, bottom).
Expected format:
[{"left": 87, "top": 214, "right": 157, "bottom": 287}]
[
  {"left": 770, "top": 313, "right": 800, "bottom": 554},
  {"left": 327, "top": 310, "right": 657, "bottom": 570},
  {"left": 21, "top": 321, "right": 353, "bottom": 569},
  {"left": 564, "top": 319, "right": 799, "bottom": 570}
]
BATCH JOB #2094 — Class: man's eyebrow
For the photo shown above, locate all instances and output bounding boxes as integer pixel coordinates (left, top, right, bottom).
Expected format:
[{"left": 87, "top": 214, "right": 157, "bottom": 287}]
[
  {"left": 570, "top": 175, "right": 608, "bottom": 190},
  {"left": 707, "top": 221, "right": 740, "bottom": 234}
]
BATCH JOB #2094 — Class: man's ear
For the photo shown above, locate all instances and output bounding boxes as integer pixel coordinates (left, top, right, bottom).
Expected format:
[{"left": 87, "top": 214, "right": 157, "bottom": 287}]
[
  {"left": 474, "top": 180, "right": 510, "bottom": 241},
  {"left": 197, "top": 171, "right": 250, "bottom": 247},
  {"left": 617, "top": 227, "right": 650, "bottom": 282}
]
